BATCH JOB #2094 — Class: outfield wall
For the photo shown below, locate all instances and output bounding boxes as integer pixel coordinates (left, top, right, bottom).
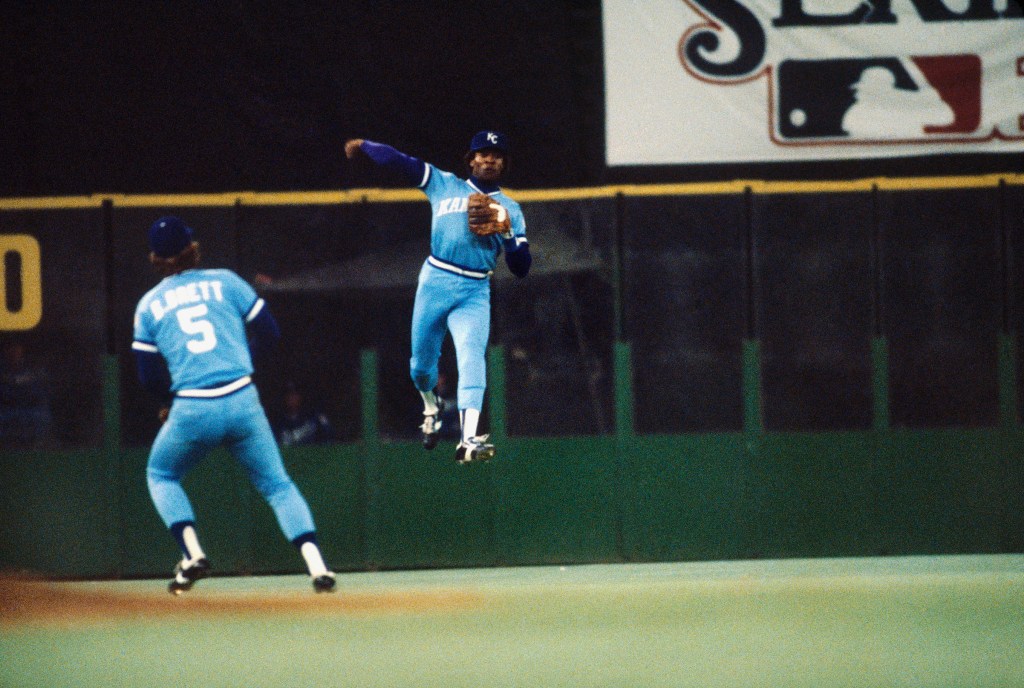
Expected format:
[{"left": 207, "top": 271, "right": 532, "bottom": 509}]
[
  {"left": 1, "top": 175, "right": 1022, "bottom": 577},
  {"left": 1, "top": 347, "right": 1022, "bottom": 578}
]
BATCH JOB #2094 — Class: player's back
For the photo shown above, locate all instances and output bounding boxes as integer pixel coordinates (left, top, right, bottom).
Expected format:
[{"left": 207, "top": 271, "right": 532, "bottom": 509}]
[{"left": 135, "top": 268, "right": 257, "bottom": 393}]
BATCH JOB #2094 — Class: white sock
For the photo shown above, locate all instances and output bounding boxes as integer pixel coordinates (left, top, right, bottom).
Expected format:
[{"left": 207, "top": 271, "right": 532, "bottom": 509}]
[
  {"left": 300, "top": 541, "right": 329, "bottom": 577},
  {"left": 461, "top": 408, "right": 480, "bottom": 441},
  {"left": 182, "top": 526, "right": 206, "bottom": 563},
  {"left": 420, "top": 390, "right": 439, "bottom": 416}
]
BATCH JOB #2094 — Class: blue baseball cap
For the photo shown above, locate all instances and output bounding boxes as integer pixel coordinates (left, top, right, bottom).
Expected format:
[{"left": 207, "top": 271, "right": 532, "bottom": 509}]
[
  {"left": 468, "top": 130, "right": 509, "bottom": 154},
  {"left": 148, "top": 216, "right": 194, "bottom": 258}
]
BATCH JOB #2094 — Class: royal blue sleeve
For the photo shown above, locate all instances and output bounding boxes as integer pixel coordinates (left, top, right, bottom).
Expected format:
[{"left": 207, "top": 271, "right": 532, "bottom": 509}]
[
  {"left": 503, "top": 238, "right": 531, "bottom": 278},
  {"left": 360, "top": 140, "right": 428, "bottom": 186},
  {"left": 247, "top": 305, "right": 281, "bottom": 369},
  {"left": 135, "top": 349, "right": 173, "bottom": 402}
]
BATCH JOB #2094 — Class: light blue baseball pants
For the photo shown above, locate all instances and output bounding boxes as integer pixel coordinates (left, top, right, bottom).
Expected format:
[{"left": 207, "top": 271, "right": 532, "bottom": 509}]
[
  {"left": 409, "top": 261, "right": 491, "bottom": 411},
  {"left": 146, "top": 384, "right": 316, "bottom": 541}
]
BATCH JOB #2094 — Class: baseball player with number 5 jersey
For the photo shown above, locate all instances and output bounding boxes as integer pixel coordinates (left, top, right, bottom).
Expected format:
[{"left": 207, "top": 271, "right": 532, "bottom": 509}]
[
  {"left": 132, "top": 216, "right": 336, "bottom": 594},
  {"left": 345, "top": 131, "right": 532, "bottom": 464}
]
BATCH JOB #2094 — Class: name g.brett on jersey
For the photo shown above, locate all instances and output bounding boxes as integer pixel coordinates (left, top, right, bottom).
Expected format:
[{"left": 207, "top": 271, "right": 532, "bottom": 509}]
[{"left": 147, "top": 280, "right": 224, "bottom": 321}]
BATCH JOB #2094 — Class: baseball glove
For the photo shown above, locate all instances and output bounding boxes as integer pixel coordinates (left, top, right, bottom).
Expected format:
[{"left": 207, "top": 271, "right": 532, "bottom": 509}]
[{"left": 467, "top": 192, "right": 511, "bottom": 237}]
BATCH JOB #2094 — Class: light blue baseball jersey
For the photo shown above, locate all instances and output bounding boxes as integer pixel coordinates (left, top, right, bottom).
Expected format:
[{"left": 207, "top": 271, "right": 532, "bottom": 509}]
[
  {"left": 421, "top": 165, "right": 527, "bottom": 271},
  {"left": 132, "top": 268, "right": 261, "bottom": 393}
]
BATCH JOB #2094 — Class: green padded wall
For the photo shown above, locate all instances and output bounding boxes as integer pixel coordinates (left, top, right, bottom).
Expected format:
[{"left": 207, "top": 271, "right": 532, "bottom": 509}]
[{"left": 4, "top": 343, "right": 1021, "bottom": 579}]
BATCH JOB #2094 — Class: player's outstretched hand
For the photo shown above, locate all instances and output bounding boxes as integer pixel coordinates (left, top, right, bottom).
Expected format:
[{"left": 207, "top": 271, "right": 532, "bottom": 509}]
[{"left": 344, "top": 139, "right": 365, "bottom": 159}]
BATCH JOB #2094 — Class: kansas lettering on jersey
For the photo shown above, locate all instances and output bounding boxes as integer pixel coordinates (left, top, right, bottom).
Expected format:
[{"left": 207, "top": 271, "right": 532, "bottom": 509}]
[
  {"left": 132, "top": 268, "right": 262, "bottom": 392},
  {"left": 436, "top": 196, "right": 469, "bottom": 218},
  {"left": 421, "top": 165, "right": 527, "bottom": 272}
]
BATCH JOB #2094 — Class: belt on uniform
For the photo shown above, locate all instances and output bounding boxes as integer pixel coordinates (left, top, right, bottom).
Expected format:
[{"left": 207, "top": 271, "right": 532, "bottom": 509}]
[
  {"left": 427, "top": 255, "right": 492, "bottom": 280},
  {"left": 176, "top": 375, "right": 252, "bottom": 398}
]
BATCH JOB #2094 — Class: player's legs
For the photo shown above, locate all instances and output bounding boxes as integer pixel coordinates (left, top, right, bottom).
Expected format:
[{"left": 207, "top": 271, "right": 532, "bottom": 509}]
[
  {"left": 147, "top": 399, "right": 220, "bottom": 593},
  {"left": 446, "top": 282, "right": 494, "bottom": 463},
  {"left": 447, "top": 284, "right": 491, "bottom": 414},
  {"left": 225, "top": 387, "right": 333, "bottom": 589},
  {"left": 146, "top": 402, "right": 218, "bottom": 529},
  {"left": 409, "top": 265, "right": 452, "bottom": 394},
  {"left": 410, "top": 265, "right": 459, "bottom": 450},
  {"left": 226, "top": 387, "right": 317, "bottom": 541}
]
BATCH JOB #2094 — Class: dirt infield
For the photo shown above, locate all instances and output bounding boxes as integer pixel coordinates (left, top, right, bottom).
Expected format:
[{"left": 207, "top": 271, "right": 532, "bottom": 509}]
[{"left": 0, "top": 575, "right": 481, "bottom": 628}]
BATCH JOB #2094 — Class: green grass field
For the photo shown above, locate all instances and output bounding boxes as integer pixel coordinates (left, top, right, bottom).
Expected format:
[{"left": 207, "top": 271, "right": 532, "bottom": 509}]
[{"left": 2, "top": 555, "right": 1022, "bottom": 687}]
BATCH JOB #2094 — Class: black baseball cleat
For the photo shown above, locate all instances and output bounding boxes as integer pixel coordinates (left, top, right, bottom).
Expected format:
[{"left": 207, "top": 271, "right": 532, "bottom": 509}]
[
  {"left": 312, "top": 572, "right": 337, "bottom": 593},
  {"left": 168, "top": 557, "right": 211, "bottom": 595},
  {"left": 420, "top": 413, "right": 441, "bottom": 450},
  {"left": 455, "top": 435, "right": 496, "bottom": 465}
]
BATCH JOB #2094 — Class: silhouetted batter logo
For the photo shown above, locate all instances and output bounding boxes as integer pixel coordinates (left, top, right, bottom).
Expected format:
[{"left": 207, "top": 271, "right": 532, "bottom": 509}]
[
  {"left": 677, "top": 0, "right": 1023, "bottom": 147},
  {"left": 778, "top": 55, "right": 980, "bottom": 141}
]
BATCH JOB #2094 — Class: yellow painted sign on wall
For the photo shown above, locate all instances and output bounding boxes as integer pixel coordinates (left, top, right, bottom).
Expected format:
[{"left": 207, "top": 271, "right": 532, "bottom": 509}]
[{"left": 1, "top": 234, "right": 43, "bottom": 330}]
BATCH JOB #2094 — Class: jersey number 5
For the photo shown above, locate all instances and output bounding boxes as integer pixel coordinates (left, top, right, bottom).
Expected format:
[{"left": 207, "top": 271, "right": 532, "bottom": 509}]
[{"left": 177, "top": 304, "right": 217, "bottom": 354}]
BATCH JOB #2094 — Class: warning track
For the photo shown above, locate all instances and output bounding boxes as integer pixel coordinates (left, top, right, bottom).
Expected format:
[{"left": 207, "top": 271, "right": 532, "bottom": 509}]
[{"left": 0, "top": 575, "right": 481, "bottom": 628}]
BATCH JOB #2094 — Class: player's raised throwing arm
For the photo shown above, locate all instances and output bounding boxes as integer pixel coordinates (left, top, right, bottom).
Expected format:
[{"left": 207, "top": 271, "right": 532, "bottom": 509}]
[{"left": 345, "top": 138, "right": 428, "bottom": 187}]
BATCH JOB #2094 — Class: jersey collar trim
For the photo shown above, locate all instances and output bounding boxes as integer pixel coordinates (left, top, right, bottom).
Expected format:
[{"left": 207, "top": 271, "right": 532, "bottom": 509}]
[{"left": 467, "top": 178, "right": 500, "bottom": 195}]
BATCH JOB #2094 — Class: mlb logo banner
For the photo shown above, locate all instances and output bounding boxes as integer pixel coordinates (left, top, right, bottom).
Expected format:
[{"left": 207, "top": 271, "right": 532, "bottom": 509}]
[
  {"left": 603, "top": 0, "right": 1024, "bottom": 165},
  {"left": 778, "top": 56, "right": 982, "bottom": 140}
]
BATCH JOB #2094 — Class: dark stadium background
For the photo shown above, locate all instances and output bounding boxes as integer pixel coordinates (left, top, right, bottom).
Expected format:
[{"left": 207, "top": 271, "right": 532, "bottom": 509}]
[{"left": 1, "top": 1, "right": 1016, "bottom": 198}]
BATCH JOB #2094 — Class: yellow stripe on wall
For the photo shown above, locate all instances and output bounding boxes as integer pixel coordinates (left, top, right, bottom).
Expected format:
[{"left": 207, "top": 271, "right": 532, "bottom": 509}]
[
  {"left": 0, "top": 195, "right": 107, "bottom": 210},
  {"left": 0, "top": 173, "right": 1020, "bottom": 210}
]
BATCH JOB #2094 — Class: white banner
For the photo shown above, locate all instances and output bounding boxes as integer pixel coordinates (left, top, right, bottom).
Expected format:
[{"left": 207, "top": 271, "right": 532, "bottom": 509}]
[{"left": 603, "top": 0, "right": 1024, "bottom": 165}]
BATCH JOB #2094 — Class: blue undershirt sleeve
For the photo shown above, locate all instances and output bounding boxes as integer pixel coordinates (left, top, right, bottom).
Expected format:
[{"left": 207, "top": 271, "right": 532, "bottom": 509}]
[
  {"left": 247, "top": 305, "right": 281, "bottom": 369},
  {"left": 135, "top": 349, "right": 173, "bottom": 403},
  {"left": 360, "top": 140, "right": 428, "bottom": 186},
  {"left": 503, "top": 239, "right": 532, "bottom": 278}
]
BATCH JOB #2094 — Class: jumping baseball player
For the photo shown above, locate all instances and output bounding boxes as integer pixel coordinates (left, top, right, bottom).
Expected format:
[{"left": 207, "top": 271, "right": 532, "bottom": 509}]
[
  {"left": 132, "top": 216, "right": 336, "bottom": 594},
  {"left": 344, "top": 131, "right": 532, "bottom": 463}
]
